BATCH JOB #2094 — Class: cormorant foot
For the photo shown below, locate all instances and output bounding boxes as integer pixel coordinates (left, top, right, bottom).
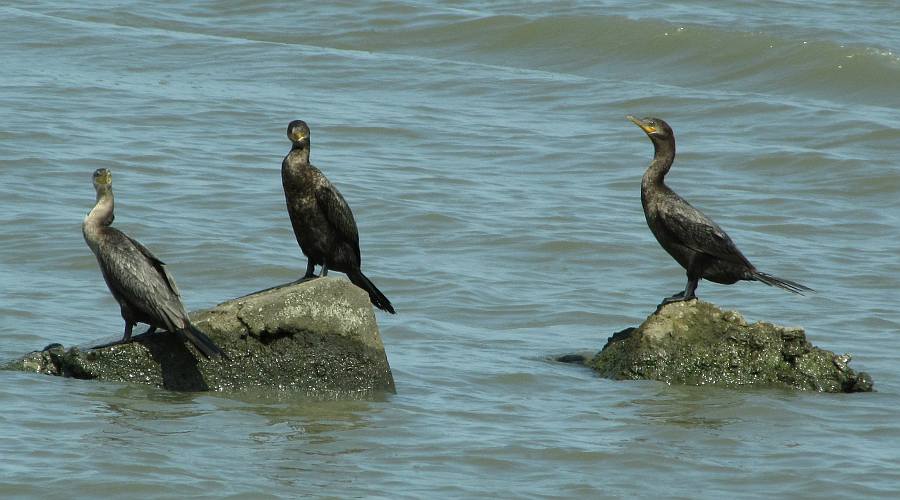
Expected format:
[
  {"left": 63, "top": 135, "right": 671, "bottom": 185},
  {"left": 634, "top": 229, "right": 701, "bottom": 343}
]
[
  {"left": 301, "top": 260, "right": 318, "bottom": 281},
  {"left": 90, "top": 329, "right": 155, "bottom": 350},
  {"left": 90, "top": 338, "right": 132, "bottom": 350},
  {"left": 655, "top": 292, "right": 698, "bottom": 313},
  {"left": 659, "top": 293, "right": 697, "bottom": 306}
]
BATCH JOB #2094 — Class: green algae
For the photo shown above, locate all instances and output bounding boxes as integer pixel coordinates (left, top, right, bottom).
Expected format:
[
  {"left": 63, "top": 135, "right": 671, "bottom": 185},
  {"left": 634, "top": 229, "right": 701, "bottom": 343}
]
[{"left": 588, "top": 300, "right": 873, "bottom": 393}]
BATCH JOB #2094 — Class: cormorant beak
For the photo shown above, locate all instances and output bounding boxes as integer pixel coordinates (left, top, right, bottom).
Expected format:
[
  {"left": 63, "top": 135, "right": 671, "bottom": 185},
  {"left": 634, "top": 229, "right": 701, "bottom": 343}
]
[
  {"left": 627, "top": 115, "right": 656, "bottom": 134},
  {"left": 290, "top": 131, "right": 307, "bottom": 143}
]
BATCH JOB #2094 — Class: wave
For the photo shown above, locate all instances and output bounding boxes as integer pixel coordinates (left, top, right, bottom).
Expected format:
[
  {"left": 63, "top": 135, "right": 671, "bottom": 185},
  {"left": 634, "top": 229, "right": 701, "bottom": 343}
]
[
  {"left": 324, "top": 13, "right": 900, "bottom": 107},
  {"left": 12, "top": 3, "right": 898, "bottom": 109}
]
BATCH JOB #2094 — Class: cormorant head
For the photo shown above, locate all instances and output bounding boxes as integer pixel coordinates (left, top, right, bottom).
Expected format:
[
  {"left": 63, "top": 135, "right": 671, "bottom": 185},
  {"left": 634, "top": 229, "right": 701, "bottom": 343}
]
[
  {"left": 287, "top": 120, "right": 310, "bottom": 146},
  {"left": 92, "top": 168, "right": 112, "bottom": 190},
  {"left": 627, "top": 116, "right": 674, "bottom": 144}
]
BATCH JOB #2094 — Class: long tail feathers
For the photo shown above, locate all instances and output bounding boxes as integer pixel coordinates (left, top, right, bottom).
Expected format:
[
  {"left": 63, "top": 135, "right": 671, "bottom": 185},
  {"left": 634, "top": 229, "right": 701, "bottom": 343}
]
[
  {"left": 182, "top": 323, "right": 228, "bottom": 359},
  {"left": 348, "top": 269, "right": 396, "bottom": 314},
  {"left": 752, "top": 271, "right": 815, "bottom": 295}
]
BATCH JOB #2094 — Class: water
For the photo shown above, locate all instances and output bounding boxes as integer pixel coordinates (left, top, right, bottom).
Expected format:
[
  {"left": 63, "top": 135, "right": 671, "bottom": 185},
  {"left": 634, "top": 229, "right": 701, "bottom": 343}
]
[{"left": 2, "top": 1, "right": 899, "bottom": 497}]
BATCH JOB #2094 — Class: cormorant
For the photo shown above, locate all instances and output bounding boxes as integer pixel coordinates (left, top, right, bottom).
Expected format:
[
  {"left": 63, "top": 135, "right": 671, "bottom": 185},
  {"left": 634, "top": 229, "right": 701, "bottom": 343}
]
[
  {"left": 627, "top": 115, "right": 813, "bottom": 304},
  {"left": 82, "top": 168, "right": 226, "bottom": 358},
  {"left": 282, "top": 120, "right": 395, "bottom": 314}
]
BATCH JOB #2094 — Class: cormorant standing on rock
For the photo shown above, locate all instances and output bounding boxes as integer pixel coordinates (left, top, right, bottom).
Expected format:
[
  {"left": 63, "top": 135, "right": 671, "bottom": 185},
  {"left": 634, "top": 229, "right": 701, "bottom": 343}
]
[
  {"left": 281, "top": 120, "right": 395, "bottom": 314},
  {"left": 82, "top": 168, "right": 226, "bottom": 358},
  {"left": 626, "top": 115, "right": 813, "bottom": 304}
]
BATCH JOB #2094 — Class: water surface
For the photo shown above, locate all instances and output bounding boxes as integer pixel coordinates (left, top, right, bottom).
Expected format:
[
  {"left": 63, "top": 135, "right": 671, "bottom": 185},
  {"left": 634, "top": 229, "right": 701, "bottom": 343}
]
[{"left": 1, "top": 1, "right": 899, "bottom": 497}]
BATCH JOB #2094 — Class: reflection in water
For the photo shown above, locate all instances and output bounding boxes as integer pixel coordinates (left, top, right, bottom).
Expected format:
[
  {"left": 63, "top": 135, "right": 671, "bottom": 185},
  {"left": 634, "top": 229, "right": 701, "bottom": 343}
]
[
  {"left": 238, "top": 394, "right": 383, "bottom": 445},
  {"left": 630, "top": 385, "right": 747, "bottom": 429},
  {"left": 88, "top": 384, "right": 385, "bottom": 446},
  {"left": 628, "top": 384, "right": 808, "bottom": 432}
]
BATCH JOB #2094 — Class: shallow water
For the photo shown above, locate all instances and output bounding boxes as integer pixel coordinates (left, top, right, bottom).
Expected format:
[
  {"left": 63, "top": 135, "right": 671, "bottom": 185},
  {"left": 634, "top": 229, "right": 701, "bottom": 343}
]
[{"left": 1, "top": 1, "right": 899, "bottom": 497}]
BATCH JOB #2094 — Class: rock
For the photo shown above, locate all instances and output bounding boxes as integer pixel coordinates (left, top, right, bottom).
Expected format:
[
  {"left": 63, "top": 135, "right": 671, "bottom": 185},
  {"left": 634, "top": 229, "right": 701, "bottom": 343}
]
[
  {"left": 587, "top": 300, "right": 873, "bottom": 393},
  {"left": 555, "top": 353, "right": 592, "bottom": 364},
  {"left": 4, "top": 278, "right": 396, "bottom": 395}
]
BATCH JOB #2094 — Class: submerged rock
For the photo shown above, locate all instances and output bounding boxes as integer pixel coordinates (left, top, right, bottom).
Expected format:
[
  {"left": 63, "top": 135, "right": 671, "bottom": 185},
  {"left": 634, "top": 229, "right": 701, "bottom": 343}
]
[
  {"left": 5, "top": 278, "right": 396, "bottom": 395},
  {"left": 586, "top": 300, "right": 872, "bottom": 393}
]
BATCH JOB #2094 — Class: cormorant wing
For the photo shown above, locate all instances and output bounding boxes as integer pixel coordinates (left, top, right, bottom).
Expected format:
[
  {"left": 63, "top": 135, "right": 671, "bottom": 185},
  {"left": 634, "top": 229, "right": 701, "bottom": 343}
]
[
  {"left": 98, "top": 230, "right": 187, "bottom": 331},
  {"left": 315, "top": 181, "right": 361, "bottom": 256},
  {"left": 660, "top": 200, "right": 753, "bottom": 267},
  {"left": 124, "top": 234, "right": 182, "bottom": 299}
]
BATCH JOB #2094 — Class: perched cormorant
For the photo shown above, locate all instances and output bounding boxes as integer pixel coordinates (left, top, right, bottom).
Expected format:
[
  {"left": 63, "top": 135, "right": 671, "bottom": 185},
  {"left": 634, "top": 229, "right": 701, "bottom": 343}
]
[
  {"left": 82, "top": 168, "right": 226, "bottom": 358},
  {"left": 281, "top": 120, "right": 395, "bottom": 314},
  {"left": 627, "top": 115, "right": 813, "bottom": 304}
]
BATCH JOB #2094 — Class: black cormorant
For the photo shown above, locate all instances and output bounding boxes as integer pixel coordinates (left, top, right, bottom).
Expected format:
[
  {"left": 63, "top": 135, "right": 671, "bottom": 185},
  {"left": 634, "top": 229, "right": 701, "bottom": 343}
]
[
  {"left": 627, "top": 115, "right": 813, "bottom": 304},
  {"left": 281, "top": 120, "right": 395, "bottom": 314},
  {"left": 82, "top": 168, "right": 226, "bottom": 358}
]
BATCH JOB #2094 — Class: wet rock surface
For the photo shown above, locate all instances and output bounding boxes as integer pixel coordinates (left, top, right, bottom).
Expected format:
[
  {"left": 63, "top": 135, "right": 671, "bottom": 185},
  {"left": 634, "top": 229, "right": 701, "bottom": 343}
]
[
  {"left": 5, "top": 278, "right": 396, "bottom": 395},
  {"left": 582, "top": 300, "right": 873, "bottom": 393}
]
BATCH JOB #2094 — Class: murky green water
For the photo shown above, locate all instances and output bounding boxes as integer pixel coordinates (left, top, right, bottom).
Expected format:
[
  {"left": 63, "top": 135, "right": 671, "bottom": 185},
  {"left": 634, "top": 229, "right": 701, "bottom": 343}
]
[{"left": 2, "top": 1, "right": 899, "bottom": 497}]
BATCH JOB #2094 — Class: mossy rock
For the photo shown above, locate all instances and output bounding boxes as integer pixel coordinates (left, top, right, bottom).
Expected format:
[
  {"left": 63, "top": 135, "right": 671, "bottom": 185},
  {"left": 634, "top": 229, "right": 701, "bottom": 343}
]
[
  {"left": 587, "top": 300, "right": 872, "bottom": 393},
  {"left": 4, "top": 278, "right": 395, "bottom": 396}
]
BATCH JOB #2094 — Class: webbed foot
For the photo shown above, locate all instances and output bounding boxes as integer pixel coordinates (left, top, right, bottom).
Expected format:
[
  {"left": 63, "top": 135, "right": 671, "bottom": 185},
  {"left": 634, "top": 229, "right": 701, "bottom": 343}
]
[
  {"left": 90, "top": 338, "right": 131, "bottom": 350},
  {"left": 90, "top": 326, "right": 155, "bottom": 350},
  {"left": 656, "top": 291, "right": 697, "bottom": 312},
  {"left": 660, "top": 291, "right": 689, "bottom": 305},
  {"left": 300, "top": 260, "right": 320, "bottom": 281}
]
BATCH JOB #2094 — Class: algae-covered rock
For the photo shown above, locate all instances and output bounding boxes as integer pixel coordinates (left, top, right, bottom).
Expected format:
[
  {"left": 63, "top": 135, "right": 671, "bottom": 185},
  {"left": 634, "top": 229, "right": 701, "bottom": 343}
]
[
  {"left": 5, "top": 278, "right": 395, "bottom": 395},
  {"left": 587, "top": 300, "right": 872, "bottom": 393}
]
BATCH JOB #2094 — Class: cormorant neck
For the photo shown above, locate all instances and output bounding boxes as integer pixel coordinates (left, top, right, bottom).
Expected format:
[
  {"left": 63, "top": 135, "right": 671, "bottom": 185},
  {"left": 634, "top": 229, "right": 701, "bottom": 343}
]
[
  {"left": 643, "top": 137, "right": 675, "bottom": 186},
  {"left": 291, "top": 142, "right": 310, "bottom": 163},
  {"left": 86, "top": 187, "right": 115, "bottom": 228}
]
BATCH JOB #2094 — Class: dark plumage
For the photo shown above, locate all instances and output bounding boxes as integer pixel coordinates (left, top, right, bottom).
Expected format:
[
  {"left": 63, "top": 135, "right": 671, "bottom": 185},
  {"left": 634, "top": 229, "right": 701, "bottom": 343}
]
[
  {"left": 281, "top": 120, "right": 395, "bottom": 314},
  {"left": 627, "top": 115, "right": 813, "bottom": 304},
  {"left": 82, "top": 168, "right": 226, "bottom": 358}
]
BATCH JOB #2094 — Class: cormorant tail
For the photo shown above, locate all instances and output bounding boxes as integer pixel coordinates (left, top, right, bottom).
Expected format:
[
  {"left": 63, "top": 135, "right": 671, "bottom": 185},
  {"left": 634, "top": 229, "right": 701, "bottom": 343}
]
[
  {"left": 348, "top": 269, "right": 396, "bottom": 314},
  {"left": 752, "top": 271, "right": 814, "bottom": 295},
  {"left": 182, "top": 322, "right": 228, "bottom": 359}
]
